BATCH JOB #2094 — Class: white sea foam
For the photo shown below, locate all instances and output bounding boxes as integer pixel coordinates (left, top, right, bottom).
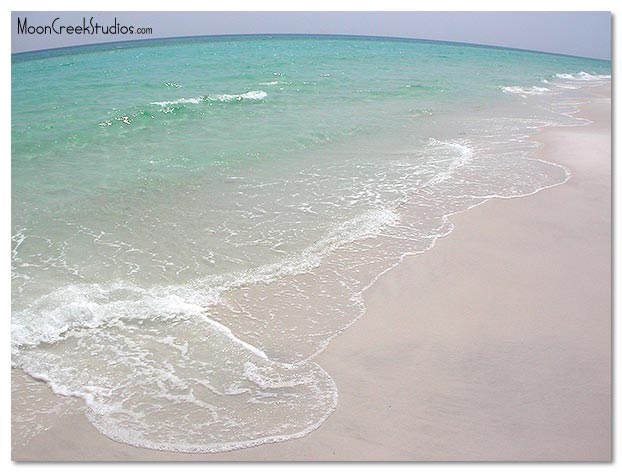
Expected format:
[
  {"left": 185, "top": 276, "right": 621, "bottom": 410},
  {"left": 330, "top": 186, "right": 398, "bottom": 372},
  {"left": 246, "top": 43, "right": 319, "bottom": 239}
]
[
  {"left": 206, "top": 90, "right": 268, "bottom": 102},
  {"left": 14, "top": 315, "right": 338, "bottom": 453},
  {"left": 502, "top": 72, "right": 610, "bottom": 98},
  {"left": 550, "top": 71, "right": 611, "bottom": 91},
  {"left": 12, "top": 207, "right": 398, "bottom": 351},
  {"left": 151, "top": 90, "right": 267, "bottom": 107},
  {"left": 11, "top": 281, "right": 221, "bottom": 348},
  {"left": 501, "top": 86, "right": 551, "bottom": 98},
  {"left": 426, "top": 139, "right": 474, "bottom": 185},
  {"left": 554, "top": 71, "right": 611, "bottom": 81},
  {"left": 199, "top": 314, "right": 269, "bottom": 360},
  {"left": 151, "top": 97, "right": 203, "bottom": 106}
]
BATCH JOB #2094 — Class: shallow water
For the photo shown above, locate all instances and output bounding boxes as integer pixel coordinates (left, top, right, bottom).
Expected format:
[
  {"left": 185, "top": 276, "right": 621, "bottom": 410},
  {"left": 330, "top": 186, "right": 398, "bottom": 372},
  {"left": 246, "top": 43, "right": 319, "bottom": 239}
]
[{"left": 12, "top": 36, "right": 610, "bottom": 452}]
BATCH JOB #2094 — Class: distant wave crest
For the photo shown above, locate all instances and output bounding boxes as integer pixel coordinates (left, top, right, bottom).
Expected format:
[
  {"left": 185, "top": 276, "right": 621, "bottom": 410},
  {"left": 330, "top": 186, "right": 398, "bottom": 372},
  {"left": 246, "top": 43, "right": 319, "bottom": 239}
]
[
  {"left": 151, "top": 90, "right": 267, "bottom": 107},
  {"left": 501, "top": 71, "right": 611, "bottom": 99},
  {"left": 554, "top": 71, "right": 611, "bottom": 81}
]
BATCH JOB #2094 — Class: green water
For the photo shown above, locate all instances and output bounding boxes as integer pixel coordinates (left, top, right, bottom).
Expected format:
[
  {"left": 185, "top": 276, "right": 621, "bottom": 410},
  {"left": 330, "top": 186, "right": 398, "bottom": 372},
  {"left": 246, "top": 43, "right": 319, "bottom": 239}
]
[{"left": 12, "top": 35, "right": 610, "bottom": 452}]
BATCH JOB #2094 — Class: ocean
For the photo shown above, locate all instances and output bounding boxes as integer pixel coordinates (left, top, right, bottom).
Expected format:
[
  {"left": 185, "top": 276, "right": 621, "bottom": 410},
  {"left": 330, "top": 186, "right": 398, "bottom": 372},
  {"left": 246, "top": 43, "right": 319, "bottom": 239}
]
[{"left": 11, "top": 35, "right": 611, "bottom": 452}]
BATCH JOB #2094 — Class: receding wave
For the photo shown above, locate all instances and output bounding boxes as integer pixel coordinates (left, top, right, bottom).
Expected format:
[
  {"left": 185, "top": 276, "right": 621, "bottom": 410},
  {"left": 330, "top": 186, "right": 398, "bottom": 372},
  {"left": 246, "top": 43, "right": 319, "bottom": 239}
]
[
  {"left": 12, "top": 206, "right": 400, "bottom": 453},
  {"left": 12, "top": 207, "right": 399, "bottom": 351}
]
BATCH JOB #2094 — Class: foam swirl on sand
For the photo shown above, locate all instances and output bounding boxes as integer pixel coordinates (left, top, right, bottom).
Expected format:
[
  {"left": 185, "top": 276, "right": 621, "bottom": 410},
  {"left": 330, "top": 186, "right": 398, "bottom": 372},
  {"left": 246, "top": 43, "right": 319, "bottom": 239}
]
[{"left": 12, "top": 207, "right": 402, "bottom": 453}]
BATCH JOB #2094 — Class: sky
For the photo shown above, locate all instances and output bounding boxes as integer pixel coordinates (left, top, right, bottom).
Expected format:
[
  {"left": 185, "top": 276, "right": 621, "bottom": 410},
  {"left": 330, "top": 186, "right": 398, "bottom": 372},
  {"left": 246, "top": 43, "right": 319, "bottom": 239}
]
[{"left": 11, "top": 11, "right": 612, "bottom": 60}]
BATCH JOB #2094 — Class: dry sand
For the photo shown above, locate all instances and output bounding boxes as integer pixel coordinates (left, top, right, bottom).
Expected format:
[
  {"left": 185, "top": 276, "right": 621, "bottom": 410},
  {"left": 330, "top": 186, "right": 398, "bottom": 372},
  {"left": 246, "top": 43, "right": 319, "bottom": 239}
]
[{"left": 12, "top": 87, "right": 611, "bottom": 461}]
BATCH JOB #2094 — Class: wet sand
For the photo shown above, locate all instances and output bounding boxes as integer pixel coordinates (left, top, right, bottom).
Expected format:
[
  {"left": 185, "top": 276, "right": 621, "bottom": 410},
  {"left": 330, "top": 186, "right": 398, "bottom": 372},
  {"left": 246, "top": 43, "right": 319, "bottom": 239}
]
[{"left": 12, "top": 87, "right": 611, "bottom": 461}]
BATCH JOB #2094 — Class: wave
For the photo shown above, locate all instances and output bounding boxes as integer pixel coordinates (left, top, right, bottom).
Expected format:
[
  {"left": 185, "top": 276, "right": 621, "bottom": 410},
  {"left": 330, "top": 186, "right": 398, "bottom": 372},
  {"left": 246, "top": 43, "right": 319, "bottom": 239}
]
[
  {"left": 14, "top": 298, "right": 338, "bottom": 454},
  {"left": 502, "top": 72, "right": 611, "bottom": 98},
  {"left": 12, "top": 206, "right": 401, "bottom": 453},
  {"left": 151, "top": 90, "right": 267, "bottom": 107},
  {"left": 426, "top": 139, "right": 474, "bottom": 186},
  {"left": 550, "top": 71, "right": 611, "bottom": 90},
  {"left": 501, "top": 86, "right": 550, "bottom": 98},
  {"left": 208, "top": 90, "right": 268, "bottom": 102},
  {"left": 97, "top": 90, "right": 269, "bottom": 127},
  {"left": 151, "top": 97, "right": 203, "bottom": 107},
  {"left": 554, "top": 71, "right": 611, "bottom": 81},
  {"left": 11, "top": 207, "right": 398, "bottom": 351}
]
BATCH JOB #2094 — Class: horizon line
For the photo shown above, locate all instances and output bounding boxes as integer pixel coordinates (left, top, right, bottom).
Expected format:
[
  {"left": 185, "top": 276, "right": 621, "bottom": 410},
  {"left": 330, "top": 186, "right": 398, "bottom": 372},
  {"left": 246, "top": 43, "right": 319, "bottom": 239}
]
[{"left": 11, "top": 32, "right": 612, "bottom": 63}]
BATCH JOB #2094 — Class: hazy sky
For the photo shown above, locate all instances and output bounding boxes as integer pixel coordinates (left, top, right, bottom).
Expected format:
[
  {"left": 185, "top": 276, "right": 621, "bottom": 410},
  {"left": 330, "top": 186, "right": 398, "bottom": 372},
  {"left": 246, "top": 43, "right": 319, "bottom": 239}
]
[{"left": 12, "top": 11, "right": 612, "bottom": 60}]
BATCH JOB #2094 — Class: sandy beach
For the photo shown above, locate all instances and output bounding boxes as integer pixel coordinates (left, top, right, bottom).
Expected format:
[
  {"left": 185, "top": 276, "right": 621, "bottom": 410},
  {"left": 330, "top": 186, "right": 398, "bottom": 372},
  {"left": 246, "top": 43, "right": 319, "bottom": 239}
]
[{"left": 12, "top": 86, "right": 611, "bottom": 461}]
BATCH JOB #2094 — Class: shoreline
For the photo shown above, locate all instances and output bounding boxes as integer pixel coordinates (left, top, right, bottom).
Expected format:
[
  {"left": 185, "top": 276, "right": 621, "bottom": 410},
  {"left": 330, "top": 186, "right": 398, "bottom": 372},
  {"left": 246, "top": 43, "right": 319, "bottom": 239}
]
[{"left": 12, "top": 86, "right": 611, "bottom": 461}]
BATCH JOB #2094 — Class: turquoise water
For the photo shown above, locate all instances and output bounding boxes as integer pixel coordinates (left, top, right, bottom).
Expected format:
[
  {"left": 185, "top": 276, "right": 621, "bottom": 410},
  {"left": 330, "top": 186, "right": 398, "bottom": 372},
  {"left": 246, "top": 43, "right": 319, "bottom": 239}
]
[{"left": 12, "top": 36, "right": 610, "bottom": 452}]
